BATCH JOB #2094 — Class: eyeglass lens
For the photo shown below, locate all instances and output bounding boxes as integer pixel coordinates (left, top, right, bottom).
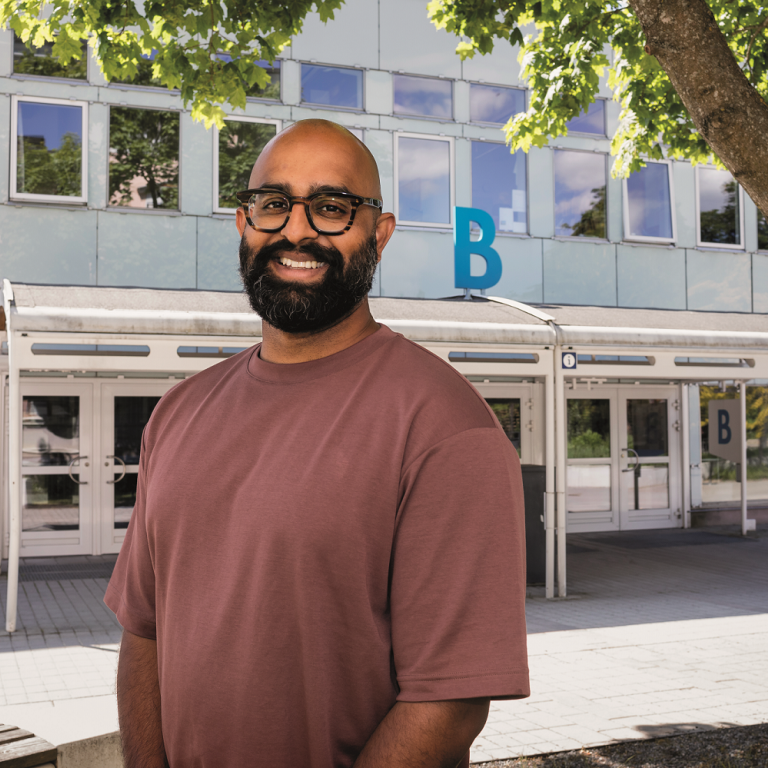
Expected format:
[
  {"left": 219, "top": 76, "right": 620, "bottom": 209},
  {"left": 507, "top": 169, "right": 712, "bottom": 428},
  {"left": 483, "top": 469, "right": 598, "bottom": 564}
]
[{"left": 248, "top": 192, "right": 353, "bottom": 232}]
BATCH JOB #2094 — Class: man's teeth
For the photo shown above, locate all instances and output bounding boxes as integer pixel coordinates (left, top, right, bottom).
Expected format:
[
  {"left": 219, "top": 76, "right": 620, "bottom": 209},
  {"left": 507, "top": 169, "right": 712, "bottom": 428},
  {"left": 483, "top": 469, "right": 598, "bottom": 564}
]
[{"left": 279, "top": 257, "right": 323, "bottom": 269}]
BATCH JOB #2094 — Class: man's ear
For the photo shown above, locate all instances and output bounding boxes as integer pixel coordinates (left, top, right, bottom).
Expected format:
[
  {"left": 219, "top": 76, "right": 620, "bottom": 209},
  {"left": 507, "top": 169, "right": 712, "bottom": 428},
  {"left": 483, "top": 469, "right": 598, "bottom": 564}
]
[
  {"left": 236, "top": 208, "right": 247, "bottom": 237},
  {"left": 375, "top": 212, "right": 397, "bottom": 260}
]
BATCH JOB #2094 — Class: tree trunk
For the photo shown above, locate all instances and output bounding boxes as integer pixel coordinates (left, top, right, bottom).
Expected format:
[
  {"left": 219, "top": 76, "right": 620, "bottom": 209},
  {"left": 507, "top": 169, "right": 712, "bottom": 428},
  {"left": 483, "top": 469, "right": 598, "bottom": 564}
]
[{"left": 627, "top": 0, "right": 768, "bottom": 218}]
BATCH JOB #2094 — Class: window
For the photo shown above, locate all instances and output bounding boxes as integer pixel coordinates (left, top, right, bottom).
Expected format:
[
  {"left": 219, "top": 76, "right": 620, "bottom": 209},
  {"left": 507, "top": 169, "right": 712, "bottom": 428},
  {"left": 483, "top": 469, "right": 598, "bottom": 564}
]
[
  {"left": 469, "top": 84, "right": 525, "bottom": 124},
  {"left": 759, "top": 211, "right": 768, "bottom": 251},
  {"left": 471, "top": 142, "right": 527, "bottom": 234},
  {"left": 109, "top": 107, "right": 180, "bottom": 210},
  {"left": 554, "top": 150, "right": 606, "bottom": 238},
  {"left": 623, "top": 162, "right": 675, "bottom": 243},
  {"left": 395, "top": 134, "right": 453, "bottom": 226},
  {"left": 566, "top": 100, "right": 605, "bottom": 136},
  {"left": 13, "top": 32, "right": 87, "bottom": 80},
  {"left": 697, "top": 167, "right": 743, "bottom": 248},
  {"left": 216, "top": 55, "right": 281, "bottom": 100},
  {"left": 11, "top": 96, "right": 88, "bottom": 203},
  {"left": 301, "top": 64, "right": 363, "bottom": 110},
  {"left": 393, "top": 75, "right": 452, "bottom": 120},
  {"left": 214, "top": 118, "right": 280, "bottom": 213}
]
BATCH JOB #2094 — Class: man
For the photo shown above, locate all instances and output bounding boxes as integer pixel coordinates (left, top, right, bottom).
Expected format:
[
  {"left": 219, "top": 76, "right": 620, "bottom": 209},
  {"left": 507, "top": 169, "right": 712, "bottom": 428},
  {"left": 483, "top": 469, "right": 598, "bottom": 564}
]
[{"left": 106, "top": 119, "right": 529, "bottom": 768}]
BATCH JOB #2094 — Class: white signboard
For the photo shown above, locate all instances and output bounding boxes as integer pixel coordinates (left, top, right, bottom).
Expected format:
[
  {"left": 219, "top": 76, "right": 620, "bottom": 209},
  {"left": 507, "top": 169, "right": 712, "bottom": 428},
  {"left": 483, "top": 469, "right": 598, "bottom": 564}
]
[{"left": 708, "top": 399, "right": 742, "bottom": 463}]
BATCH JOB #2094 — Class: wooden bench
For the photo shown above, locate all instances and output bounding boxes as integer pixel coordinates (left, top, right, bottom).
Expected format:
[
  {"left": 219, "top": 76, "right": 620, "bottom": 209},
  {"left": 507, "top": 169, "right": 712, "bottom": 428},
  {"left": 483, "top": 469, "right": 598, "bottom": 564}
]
[{"left": 0, "top": 725, "right": 56, "bottom": 768}]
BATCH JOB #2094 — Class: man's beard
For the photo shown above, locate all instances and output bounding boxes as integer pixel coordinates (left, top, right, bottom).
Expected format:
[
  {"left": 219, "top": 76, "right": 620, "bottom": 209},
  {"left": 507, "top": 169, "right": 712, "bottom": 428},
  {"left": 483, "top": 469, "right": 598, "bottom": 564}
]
[{"left": 239, "top": 232, "right": 379, "bottom": 334}]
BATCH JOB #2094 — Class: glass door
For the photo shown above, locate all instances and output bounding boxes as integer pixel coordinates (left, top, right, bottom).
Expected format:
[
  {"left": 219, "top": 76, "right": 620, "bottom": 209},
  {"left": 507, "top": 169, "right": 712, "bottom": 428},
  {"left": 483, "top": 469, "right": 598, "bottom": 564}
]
[
  {"left": 565, "top": 394, "right": 619, "bottom": 531},
  {"left": 99, "top": 383, "right": 169, "bottom": 553},
  {"left": 20, "top": 384, "right": 93, "bottom": 556},
  {"left": 619, "top": 390, "right": 681, "bottom": 529}
]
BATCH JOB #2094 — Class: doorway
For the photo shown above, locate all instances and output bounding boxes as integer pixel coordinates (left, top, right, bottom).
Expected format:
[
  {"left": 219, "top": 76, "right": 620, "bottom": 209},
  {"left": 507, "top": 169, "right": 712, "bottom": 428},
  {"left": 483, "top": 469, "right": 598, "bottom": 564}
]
[
  {"left": 18, "top": 379, "right": 174, "bottom": 557},
  {"left": 566, "top": 386, "right": 681, "bottom": 532}
]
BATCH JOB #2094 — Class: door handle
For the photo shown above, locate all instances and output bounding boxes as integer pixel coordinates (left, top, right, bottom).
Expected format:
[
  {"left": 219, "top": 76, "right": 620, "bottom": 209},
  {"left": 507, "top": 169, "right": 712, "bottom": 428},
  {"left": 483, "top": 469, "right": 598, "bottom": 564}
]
[
  {"left": 68, "top": 455, "right": 89, "bottom": 485},
  {"left": 622, "top": 448, "right": 639, "bottom": 473},
  {"left": 106, "top": 455, "right": 127, "bottom": 484}
]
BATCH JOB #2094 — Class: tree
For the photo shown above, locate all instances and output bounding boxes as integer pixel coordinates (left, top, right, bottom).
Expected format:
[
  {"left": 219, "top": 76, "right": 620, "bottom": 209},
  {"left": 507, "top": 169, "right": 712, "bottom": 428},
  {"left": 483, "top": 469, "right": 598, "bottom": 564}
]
[
  {"left": 428, "top": 0, "right": 768, "bottom": 218},
  {"left": 1, "top": 0, "right": 342, "bottom": 128}
]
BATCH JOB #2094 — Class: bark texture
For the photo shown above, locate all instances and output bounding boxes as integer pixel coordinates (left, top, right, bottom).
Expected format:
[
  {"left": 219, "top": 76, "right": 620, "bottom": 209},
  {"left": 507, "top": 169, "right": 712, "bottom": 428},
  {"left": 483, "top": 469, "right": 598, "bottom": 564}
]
[{"left": 627, "top": 0, "right": 768, "bottom": 218}]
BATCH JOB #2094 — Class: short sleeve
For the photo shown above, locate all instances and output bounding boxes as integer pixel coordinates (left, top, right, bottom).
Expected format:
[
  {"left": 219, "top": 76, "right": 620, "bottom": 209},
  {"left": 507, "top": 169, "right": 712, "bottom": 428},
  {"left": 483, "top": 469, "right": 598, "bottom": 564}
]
[
  {"left": 391, "top": 427, "right": 529, "bottom": 701},
  {"left": 104, "top": 432, "right": 157, "bottom": 639}
]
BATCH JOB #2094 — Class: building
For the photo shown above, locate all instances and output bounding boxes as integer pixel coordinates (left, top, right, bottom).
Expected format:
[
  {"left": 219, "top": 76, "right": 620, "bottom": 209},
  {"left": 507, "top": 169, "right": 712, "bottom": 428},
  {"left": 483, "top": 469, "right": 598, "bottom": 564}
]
[{"left": 1, "top": 1, "right": 767, "bottom": 625}]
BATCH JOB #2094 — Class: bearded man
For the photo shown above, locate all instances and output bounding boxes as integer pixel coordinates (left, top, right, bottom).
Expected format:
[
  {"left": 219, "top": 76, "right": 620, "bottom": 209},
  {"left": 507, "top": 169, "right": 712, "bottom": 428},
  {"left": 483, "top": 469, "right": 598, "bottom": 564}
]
[{"left": 106, "top": 119, "right": 529, "bottom": 768}]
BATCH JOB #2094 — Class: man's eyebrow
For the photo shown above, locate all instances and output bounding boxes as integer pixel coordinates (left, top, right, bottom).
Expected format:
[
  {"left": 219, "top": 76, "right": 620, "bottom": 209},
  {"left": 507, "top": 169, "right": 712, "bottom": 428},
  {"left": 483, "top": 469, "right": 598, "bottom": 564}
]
[
  {"left": 255, "top": 181, "right": 293, "bottom": 195},
  {"left": 308, "top": 183, "right": 355, "bottom": 196}
]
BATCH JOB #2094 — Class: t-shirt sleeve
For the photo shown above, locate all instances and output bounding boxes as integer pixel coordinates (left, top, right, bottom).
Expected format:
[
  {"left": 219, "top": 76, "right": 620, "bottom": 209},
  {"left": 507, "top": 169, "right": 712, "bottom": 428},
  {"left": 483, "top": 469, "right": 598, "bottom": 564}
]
[
  {"left": 391, "top": 426, "right": 529, "bottom": 702},
  {"left": 104, "top": 432, "right": 157, "bottom": 640}
]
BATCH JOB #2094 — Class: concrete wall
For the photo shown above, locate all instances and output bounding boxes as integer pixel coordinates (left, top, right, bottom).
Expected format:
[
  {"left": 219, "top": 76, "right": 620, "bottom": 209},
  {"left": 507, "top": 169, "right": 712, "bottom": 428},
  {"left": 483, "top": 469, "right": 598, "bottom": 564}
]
[{"left": 1, "top": 0, "right": 766, "bottom": 311}]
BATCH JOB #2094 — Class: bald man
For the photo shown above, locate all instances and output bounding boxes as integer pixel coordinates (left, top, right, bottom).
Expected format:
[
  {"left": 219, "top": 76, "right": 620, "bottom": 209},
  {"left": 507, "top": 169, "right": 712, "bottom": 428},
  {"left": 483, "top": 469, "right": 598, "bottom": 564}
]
[{"left": 106, "top": 120, "right": 529, "bottom": 768}]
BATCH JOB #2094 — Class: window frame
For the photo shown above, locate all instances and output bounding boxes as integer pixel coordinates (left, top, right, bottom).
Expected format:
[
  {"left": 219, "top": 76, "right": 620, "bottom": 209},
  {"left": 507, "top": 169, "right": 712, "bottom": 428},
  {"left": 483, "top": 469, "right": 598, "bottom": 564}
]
[
  {"left": 300, "top": 62, "right": 365, "bottom": 112},
  {"left": 393, "top": 73, "right": 454, "bottom": 121},
  {"left": 106, "top": 103, "right": 182, "bottom": 213},
  {"left": 394, "top": 132, "right": 455, "bottom": 229},
  {"left": 621, "top": 159, "right": 677, "bottom": 245},
  {"left": 552, "top": 147, "right": 609, "bottom": 242},
  {"left": 212, "top": 116, "right": 282, "bottom": 215},
  {"left": 469, "top": 138, "right": 529, "bottom": 236},
  {"left": 10, "top": 94, "right": 89, "bottom": 205},
  {"left": 565, "top": 98, "right": 607, "bottom": 138},
  {"left": 695, "top": 165, "right": 745, "bottom": 250},
  {"left": 468, "top": 82, "right": 526, "bottom": 126}
]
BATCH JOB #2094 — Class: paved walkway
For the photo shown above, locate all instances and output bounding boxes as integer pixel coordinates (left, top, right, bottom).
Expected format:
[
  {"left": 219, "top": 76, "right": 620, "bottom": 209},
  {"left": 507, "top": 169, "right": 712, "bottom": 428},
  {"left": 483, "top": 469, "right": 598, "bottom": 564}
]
[{"left": 1, "top": 526, "right": 766, "bottom": 761}]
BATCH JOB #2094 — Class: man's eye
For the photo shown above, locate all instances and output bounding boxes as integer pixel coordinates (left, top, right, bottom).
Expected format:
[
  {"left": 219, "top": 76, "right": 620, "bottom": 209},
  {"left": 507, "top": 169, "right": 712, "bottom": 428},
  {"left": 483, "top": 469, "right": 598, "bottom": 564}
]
[{"left": 261, "top": 198, "right": 288, "bottom": 211}]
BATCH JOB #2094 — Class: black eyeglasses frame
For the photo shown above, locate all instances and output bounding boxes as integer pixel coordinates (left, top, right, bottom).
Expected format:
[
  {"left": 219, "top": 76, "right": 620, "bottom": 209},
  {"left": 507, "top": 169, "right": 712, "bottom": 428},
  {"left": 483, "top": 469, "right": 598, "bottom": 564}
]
[{"left": 235, "top": 188, "right": 383, "bottom": 235}]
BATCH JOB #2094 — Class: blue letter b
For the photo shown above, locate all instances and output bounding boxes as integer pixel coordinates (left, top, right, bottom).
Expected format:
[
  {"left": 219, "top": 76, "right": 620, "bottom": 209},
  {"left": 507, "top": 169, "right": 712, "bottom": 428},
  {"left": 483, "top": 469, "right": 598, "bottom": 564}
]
[
  {"left": 718, "top": 409, "right": 732, "bottom": 445},
  {"left": 454, "top": 207, "right": 502, "bottom": 290}
]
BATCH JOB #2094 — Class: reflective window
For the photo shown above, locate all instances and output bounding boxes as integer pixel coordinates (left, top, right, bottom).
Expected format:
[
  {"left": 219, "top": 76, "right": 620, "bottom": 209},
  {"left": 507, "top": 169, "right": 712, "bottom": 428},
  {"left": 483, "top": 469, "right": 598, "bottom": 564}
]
[
  {"left": 216, "top": 120, "right": 278, "bottom": 210},
  {"left": 554, "top": 150, "right": 606, "bottom": 238},
  {"left": 566, "top": 101, "right": 605, "bottom": 136},
  {"left": 698, "top": 167, "right": 741, "bottom": 246},
  {"left": 394, "top": 75, "right": 452, "bottom": 119},
  {"left": 301, "top": 64, "right": 363, "bottom": 109},
  {"left": 486, "top": 399, "right": 521, "bottom": 451},
  {"left": 472, "top": 142, "right": 527, "bottom": 234},
  {"left": 109, "top": 107, "right": 180, "bottom": 210},
  {"left": 625, "top": 163, "right": 674, "bottom": 241},
  {"left": 470, "top": 84, "right": 525, "bottom": 124},
  {"left": 14, "top": 100, "right": 85, "bottom": 200},
  {"left": 397, "top": 136, "right": 452, "bottom": 224},
  {"left": 217, "top": 55, "right": 280, "bottom": 99},
  {"left": 760, "top": 211, "right": 768, "bottom": 251},
  {"left": 567, "top": 465, "right": 612, "bottom": 512},
  {"left": 567, "top": 399, "right": 610, "bottom": 458},
  {"left": 13, "top": 32, "right": 87, "bottom": 80},
  {"left": 627, "top": 399, "right": 668, "bottom": 457}
]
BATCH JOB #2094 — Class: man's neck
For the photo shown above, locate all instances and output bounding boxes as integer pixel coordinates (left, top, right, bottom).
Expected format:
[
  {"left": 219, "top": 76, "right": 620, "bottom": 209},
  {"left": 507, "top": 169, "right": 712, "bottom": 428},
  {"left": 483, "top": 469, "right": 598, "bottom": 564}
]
[{"left": 259, "top": 299, "right": 380, "bottom": 364}]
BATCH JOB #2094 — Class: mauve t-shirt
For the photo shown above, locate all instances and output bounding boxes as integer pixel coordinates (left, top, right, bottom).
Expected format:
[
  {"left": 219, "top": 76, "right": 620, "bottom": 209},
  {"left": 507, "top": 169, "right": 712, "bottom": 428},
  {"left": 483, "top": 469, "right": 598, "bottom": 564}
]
[{"left": 105, "top": 324, "right": 529, "bottom": 768}]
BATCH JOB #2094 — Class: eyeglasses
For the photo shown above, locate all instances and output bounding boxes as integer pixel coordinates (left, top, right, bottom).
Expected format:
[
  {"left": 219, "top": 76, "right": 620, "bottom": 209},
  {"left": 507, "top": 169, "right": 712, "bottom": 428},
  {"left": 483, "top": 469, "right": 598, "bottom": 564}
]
[{"left": 235, "top": 188, "right": 383, "bottom": 236}]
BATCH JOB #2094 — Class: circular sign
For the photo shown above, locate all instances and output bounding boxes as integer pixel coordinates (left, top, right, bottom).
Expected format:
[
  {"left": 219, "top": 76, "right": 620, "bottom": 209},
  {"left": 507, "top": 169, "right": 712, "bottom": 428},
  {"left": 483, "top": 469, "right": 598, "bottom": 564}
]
[{"left": 562, "top": 353, "right": 577, "bottom": 369}]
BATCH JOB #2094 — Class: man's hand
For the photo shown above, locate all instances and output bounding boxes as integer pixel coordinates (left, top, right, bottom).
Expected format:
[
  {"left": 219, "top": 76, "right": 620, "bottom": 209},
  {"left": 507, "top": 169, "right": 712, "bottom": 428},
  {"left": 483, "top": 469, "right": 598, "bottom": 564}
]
[
  {"left": 352, "top": 698, "right": 490, "bottom": 768},
  {"left": 116, "top": 629, "right": 168, "bottom": 768}
]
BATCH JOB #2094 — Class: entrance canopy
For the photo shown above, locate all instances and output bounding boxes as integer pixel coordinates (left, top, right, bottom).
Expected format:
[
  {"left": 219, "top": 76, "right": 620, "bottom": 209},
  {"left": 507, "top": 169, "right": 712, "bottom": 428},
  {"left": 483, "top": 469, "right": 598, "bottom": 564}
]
[{"left": 4, "top": 281, "right": 768, "bottom": 631}]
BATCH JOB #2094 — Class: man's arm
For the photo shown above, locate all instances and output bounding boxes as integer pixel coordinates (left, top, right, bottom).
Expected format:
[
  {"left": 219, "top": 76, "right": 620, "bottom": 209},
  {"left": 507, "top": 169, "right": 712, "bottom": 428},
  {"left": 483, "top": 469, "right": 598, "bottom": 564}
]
[
  {"left": 353, "top": 698, "right": 490, "bottom": 768},
  {"left": 116, "top": 629, "right": 168, "bottom": 768}
]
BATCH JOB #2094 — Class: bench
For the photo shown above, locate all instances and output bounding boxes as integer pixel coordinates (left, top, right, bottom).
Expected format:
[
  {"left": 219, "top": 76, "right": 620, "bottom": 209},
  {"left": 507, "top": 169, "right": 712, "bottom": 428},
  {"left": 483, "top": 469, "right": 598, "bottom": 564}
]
[{"left": 0, "top": 725, "right": 56, "bottom": 768}]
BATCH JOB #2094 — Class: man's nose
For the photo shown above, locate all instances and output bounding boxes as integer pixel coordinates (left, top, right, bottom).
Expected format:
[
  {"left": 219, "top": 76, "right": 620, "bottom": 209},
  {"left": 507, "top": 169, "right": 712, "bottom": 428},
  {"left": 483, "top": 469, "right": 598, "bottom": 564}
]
[{"left": 281, "top": 202, "right": 318, "bottom": 243}]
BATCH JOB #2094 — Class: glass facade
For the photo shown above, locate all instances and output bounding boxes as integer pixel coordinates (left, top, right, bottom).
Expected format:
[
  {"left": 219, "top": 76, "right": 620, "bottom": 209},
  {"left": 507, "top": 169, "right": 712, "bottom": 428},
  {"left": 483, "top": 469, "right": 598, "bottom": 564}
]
[
  {"left": 15, "top": 100, "right": 84, "bottom": 199},
  {"left": 217, "top": 120, "right": 278, "bottom": 210},
  {"left": 397, "top": 136, "right": 451, "bottom": 224},
  {"left": 301, "top": 64, "right": 363, "bottom": 109},
  {"left": 758, "top": 211, "right": 768, "bottom": 251},
  {"left": 698, "top": 167, "right": 741, "bottom": 247},
  {"left": 566, "top": 101, "right": 605, "bottom": 136},
  {"left": 554, "top": 150, "right": 606, "bottom": 238},
  {"left": 625, "top": 163, "right": 674, "bottom": 241},
  {"left": 470, "top": 84, "right": 525, "bottom": 124},
  {"left": 394, "top": 75, "right": 453, "bottom": 119},
  {"left": 108, "top": 107, "right": 180, "bottom": 210},
  {"left": 13, "top": 32, "right": 87, "bottom": 80},
  {"left": 471, "top": 142, "right": 526, "bottom": 233}
]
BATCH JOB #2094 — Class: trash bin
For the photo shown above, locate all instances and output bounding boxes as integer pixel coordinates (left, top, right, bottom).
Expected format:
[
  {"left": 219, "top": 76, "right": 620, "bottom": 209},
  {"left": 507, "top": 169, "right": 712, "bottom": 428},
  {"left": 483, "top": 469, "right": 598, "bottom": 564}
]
[{"left": 521, "top": 465, "right": 546, "bottom": 585}]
